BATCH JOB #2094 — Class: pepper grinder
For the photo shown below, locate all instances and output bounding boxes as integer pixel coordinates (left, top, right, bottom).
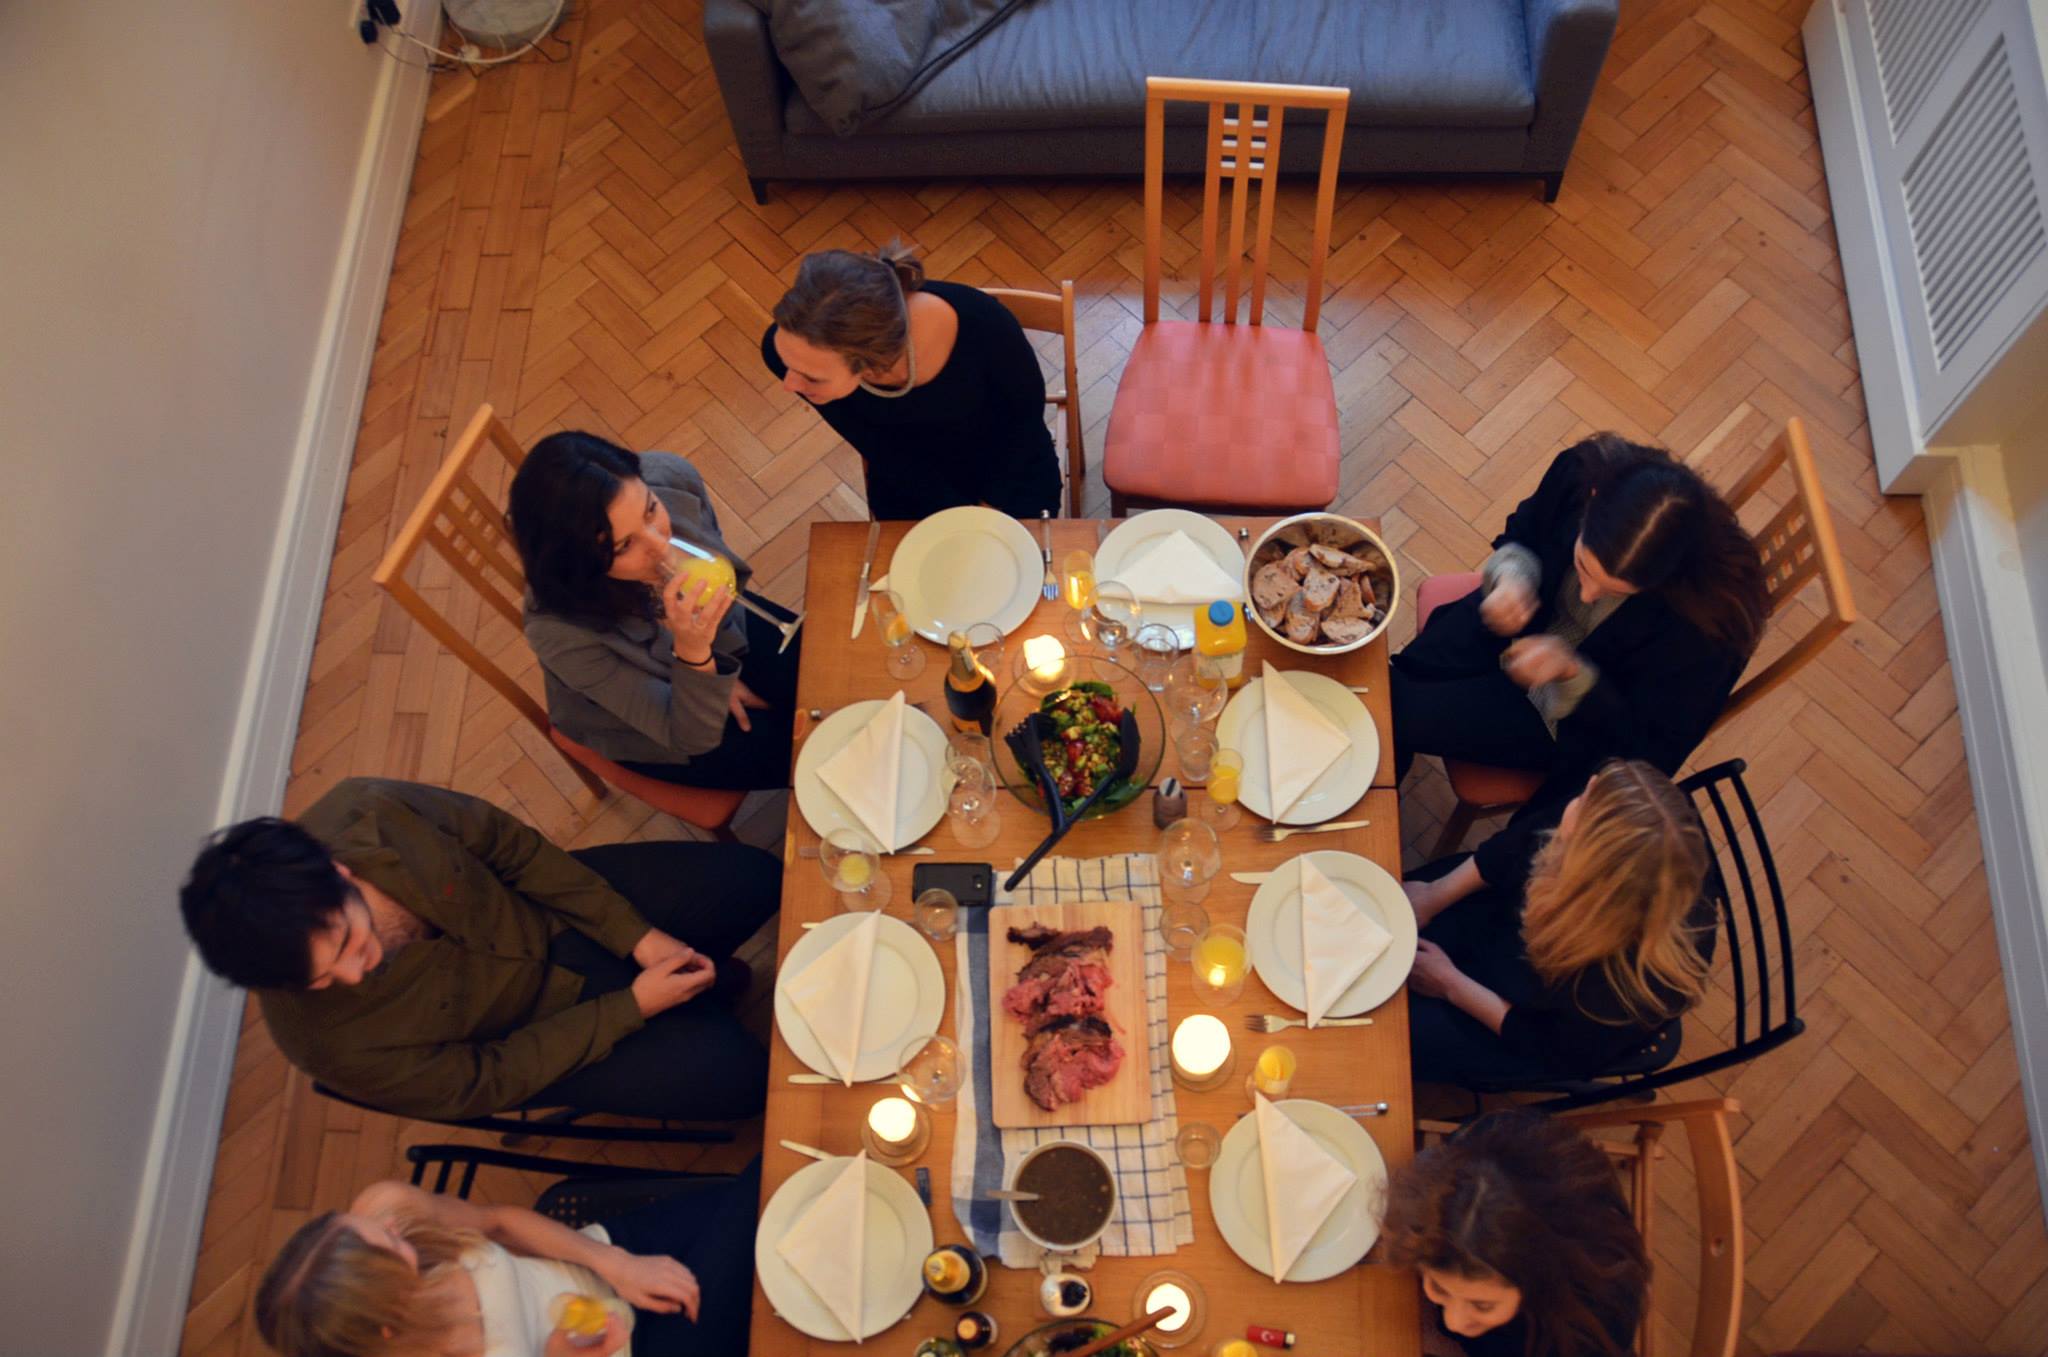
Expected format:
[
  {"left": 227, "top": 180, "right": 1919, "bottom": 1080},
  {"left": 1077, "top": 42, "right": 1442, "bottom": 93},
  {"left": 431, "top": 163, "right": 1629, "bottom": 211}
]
[{"left": 1153, "top": 777, "right": 1187, "bottom": 828}]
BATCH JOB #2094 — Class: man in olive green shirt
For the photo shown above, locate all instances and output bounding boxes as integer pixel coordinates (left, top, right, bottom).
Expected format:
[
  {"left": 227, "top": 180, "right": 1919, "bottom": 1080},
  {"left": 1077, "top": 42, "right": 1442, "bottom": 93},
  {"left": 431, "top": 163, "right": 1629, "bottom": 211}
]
[{"left": 178, "top": 778, "right": 777, "bottom": 1122}]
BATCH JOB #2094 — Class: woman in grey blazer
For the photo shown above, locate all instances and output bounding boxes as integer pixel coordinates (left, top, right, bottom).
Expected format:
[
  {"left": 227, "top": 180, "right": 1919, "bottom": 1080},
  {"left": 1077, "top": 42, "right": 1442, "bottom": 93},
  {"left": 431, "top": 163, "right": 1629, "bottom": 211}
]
[{"left": 509, "top": 432, "right": 801, "bottom": 790}]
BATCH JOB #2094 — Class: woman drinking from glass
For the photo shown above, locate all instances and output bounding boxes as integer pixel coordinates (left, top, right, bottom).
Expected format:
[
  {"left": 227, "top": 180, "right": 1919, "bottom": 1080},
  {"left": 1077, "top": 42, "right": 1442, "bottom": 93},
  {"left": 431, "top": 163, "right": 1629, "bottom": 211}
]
[{"left": 510, "top": 432, "right": 800, "bottom": 790}]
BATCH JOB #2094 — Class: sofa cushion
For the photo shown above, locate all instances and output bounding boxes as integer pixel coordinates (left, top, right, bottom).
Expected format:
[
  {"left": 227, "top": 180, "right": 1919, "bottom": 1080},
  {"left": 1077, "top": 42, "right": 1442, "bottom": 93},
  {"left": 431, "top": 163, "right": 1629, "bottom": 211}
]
[{"left": 783, "top": 0, "right": 1534, "bottom": 137}]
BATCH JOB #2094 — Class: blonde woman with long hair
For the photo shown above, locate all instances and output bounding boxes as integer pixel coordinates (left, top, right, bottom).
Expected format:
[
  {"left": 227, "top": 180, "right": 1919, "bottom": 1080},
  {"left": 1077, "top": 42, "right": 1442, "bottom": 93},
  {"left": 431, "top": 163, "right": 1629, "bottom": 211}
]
[
  {"left": 1403, "top": 760, "right": 1714, "bottom": 1084},
  {"left": 253, "top": 1159, "right": 761, "bottom": 1357}
]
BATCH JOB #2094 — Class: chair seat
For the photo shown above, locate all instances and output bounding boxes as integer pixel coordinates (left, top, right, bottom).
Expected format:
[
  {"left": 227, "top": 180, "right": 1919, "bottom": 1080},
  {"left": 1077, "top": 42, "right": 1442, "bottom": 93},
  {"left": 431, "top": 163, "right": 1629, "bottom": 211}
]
[
  {"left": 1103, "top": 321, "right": 1340, "bottom": 510},
  {"left": 1415, "top": 571, "right": 1541, "bottom": 812},
  {"left": 1444, "top": 758, "right": 1544, "bottom": 808},
  {"left": 548, "top": 727, "right": 745, "bottom": 831}
]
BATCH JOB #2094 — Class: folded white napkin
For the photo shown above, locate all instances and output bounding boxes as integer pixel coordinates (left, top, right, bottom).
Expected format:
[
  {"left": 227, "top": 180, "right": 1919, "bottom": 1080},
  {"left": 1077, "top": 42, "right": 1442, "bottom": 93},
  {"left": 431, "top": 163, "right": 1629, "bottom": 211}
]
[
  {"left": 776, "top": 1153, "right": 870, "bottom": 1338},
  {"left": 1260, "top": 663, "right": 1351, "bottom": 817},
  {"left": 1254, "top": 1094, "right": 1358, "bottom": 1282},
  {"left": 819, "top": 690, "right": 907, "bottom": 850},
  {"left": 1114, "top": 529, "right": 1244, "bottom": 605},
  {"left": 784, "top": 911, "right": 882, "bottom": 1085},
  {"left": 1300, "top": 857, "right": 1393, "bottom": 1026}
]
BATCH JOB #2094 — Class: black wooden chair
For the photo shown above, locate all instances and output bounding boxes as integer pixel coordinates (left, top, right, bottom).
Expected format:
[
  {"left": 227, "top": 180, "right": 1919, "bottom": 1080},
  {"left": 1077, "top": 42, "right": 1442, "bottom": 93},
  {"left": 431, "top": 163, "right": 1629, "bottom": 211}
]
[
  {"left": 404, "top": 1142, "right": 740, "bottom": 1226},
  {"left": 313, "top": 1081, "right": 735, "bottom": 1148},
  {"left": 1461, "top": 758, "right": 1804, "bottom": 1112}
]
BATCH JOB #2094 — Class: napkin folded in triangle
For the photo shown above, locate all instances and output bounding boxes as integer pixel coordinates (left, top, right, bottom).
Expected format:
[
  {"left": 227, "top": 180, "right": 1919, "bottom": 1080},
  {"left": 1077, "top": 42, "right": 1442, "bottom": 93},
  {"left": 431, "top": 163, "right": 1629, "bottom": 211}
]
[
  {"left": 1260, "top": 662, "right": 1351, "bottom": 818},
  {"left": 819, "top": 690, "right": 907, "bottom": 850},
  {"left": 1299, "top": 857, "right": 1393, "bottom": 1026},
  {"left": 776, "top": 1152, "right": 870, "bottom": 1339},
  {"left": 1114, "top": 529, "right": 1245, "bottom": 605},
  {"left": 1255, "top": 1094, "right": 1358, "bottom": 1283},
  {"left": 783, "top": 911, "right": 882, "bottom": 1085}
]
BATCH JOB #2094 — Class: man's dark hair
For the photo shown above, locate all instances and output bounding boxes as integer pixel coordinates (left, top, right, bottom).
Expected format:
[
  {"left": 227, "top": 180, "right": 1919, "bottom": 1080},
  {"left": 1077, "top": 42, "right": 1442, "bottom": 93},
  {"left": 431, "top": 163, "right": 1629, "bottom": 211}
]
[{"left": 179, "top": 818, "right": 348, "bottom": 990}]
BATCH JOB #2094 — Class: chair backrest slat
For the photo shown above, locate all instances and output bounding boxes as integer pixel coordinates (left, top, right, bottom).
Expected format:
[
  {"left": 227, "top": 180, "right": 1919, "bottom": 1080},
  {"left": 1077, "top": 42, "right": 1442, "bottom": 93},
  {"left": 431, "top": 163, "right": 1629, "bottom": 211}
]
[
  {"left": 1716, "top": 417, "right": 1856, "bottom": 725},
  {"left": 1141, "top": 77, "right": 1349, "bottom": 331},
  {"left": 372, "top": 404, "right": 605, "bottom": 798},
  {"left": 985, "top": 284, "right": 1085, "bottom": 518}
]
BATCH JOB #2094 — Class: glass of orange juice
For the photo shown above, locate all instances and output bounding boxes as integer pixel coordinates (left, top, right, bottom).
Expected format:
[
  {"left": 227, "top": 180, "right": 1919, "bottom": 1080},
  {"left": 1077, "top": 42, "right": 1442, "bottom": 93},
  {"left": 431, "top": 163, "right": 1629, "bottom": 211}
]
[
  {"left": 820, "top": 827, "right": 891, "bottom": 910},
  {"left": 1202, "top": 748, "right": 1243, "bottom": 832},
  {"left": 1191, "top": 923, "right": 1246, "bottom": 1003},
  {"left": 1247, "top": 1044, "right": 1297, "bottom": 1100},
  {"left": 869, "top": 587, "right": 925, "bottom": 680}
]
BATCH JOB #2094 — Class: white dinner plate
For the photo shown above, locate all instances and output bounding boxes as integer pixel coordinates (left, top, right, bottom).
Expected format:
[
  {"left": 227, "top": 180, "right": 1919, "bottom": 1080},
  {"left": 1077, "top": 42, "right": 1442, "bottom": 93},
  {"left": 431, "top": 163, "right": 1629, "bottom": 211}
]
[
  {"left": 1246, "top": 850, "right": 1419, "bottom": 1018},
  {"left": 1216, "top": 671, "right": 1379, "bottom": 824},
  {"left": 1095, "top": 509, "right": 1247, "bottom": 648},
  {"left": 756, "top": 1154, "right": 933, "bottom": 1341},
  {"left": 773, "top": 912, "right": 945, "bottom": 1082},
  {"left": 1210, "top": 1099, "right": 1388, "bottom": 1282},
  {"left": 886, "top": 506, "right": 1044, "bottom": 643},
  {"left": 793, "top": 700, "right": 952, "bottom": 850}
]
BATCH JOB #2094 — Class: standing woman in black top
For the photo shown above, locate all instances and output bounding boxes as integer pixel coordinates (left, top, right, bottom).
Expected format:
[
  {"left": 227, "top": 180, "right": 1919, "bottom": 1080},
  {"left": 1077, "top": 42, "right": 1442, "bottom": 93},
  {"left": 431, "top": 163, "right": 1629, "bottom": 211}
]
[
  {"left": 1381, "top": 1110, "right": 1647, "bottom": 1357},
  {"left": 760, "top": 244, "right": 1064, "bottom": 520},
  {"left": 1406, "top": 759, "right": 1714, "bottom": 1086},
  {"left": 1390, "top": 434, "right": 1767, "bottom": 787}
]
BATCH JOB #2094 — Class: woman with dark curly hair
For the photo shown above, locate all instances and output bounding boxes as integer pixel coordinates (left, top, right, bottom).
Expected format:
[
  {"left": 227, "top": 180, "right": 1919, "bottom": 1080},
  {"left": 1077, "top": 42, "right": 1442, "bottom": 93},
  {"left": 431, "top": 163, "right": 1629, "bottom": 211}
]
[
  {"left": 1380, "top": 1110, "right": 1646, "bottom": 1357},
  {"left": 509, "top": 432, "right": 801, "bottom": 790}
]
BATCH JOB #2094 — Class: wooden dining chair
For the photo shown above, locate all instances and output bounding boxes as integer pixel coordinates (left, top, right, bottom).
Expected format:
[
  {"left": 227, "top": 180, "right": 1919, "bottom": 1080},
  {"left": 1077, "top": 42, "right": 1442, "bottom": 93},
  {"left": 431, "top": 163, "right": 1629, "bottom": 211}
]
[
  {"left": 987, "top": 283, "right": 1086, "bottom": 518},
  {"left": 1415, "top": 1099, "right": 1743, "bottom": 1357},
  {"left": 1102, "top": 76, "right": 1348, "bottom": 516},
  {"left": 1423, "top": 417, "right": 1857, "bottom": 858},
  {"left": 1557, "top": 1099, "right": 1745, "bottom": 1357},
  {"left": 371, "top": 405, "right": 744, "bottom": 837}
]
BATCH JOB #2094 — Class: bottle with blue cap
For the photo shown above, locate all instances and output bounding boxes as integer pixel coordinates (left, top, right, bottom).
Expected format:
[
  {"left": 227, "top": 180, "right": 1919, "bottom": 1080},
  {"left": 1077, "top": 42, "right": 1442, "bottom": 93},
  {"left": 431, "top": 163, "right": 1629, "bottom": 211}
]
[{"left": 1193, "top": 599, "right": 1248, "bottom": 688}]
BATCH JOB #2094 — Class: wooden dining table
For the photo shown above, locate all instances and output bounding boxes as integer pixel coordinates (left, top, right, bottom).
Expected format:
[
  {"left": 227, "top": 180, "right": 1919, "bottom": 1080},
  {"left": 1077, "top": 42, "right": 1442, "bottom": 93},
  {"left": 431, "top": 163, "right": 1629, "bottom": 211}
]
[{"left": 753, "top": 516, "right": 1420, "bottom": 1356}]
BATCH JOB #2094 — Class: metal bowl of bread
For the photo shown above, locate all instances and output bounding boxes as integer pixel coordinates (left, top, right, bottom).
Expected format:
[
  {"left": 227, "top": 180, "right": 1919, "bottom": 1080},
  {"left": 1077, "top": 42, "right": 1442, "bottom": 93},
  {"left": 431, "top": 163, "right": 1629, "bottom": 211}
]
[{"left": 1243, "top": 512, "right": 1401, "bottom": 655}]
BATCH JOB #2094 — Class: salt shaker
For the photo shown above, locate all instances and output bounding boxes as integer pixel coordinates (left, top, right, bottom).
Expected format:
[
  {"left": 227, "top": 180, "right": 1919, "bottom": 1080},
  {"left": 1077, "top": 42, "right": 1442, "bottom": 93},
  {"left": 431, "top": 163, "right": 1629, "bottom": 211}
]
[{"left": 1153, "top": 777, "right": 1187, "bottom": 828}]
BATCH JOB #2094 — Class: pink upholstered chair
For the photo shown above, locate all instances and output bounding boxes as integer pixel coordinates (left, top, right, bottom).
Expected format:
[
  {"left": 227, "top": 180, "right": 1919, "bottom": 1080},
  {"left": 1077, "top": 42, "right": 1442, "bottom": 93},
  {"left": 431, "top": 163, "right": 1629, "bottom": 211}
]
[{"left": 1102, "top": 77, "right": 1348, "bottom": 516}]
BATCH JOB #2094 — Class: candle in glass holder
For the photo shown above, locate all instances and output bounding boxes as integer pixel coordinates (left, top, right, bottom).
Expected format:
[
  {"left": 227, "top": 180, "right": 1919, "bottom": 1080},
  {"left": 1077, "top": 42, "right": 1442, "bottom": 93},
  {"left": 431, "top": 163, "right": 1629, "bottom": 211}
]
[
  {"left": 1148, "top": 1282, "right": 1192, "bottom": 1332},
  {"left": 862, "top": 1094, "right": 929, "bottom": 1165},
  {"left": 1192, "top": 925, "right": 1247, "bottom": 1002},
  {"left": 1171, "top": 1014, "right": 1233, "bottom": 1088},
  {"left": 1017, "top": 634, "right": 1071, "bottom": 693}
]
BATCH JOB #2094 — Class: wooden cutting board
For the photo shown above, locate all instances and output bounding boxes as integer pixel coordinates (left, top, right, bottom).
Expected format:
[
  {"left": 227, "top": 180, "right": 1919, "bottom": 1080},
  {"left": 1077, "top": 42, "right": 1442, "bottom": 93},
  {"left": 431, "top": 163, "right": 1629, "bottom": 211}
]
[{"left": 987, "top": 899, "right": 1151, "bottom": 1129}]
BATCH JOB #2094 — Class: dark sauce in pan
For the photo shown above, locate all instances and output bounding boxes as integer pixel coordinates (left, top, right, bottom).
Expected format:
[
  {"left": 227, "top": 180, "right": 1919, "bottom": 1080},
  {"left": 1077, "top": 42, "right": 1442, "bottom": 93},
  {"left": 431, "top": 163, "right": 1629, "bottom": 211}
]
[{"left": 1012, "top": 1144, "right": 1115, "bottom": 1246}]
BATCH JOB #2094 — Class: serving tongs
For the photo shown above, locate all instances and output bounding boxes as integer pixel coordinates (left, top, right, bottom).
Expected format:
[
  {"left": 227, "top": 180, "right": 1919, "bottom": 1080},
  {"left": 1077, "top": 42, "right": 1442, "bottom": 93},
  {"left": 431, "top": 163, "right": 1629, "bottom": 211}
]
[{"left": 1002, "top": 707, "right": 1141, "bottom": 891}]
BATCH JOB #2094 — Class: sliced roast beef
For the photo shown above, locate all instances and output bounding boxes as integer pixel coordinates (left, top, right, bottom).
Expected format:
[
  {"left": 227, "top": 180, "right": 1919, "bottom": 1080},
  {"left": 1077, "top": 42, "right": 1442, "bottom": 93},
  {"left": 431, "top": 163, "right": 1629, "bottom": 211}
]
[{"left": 1020, "top": 1015, "right": 1126, "bottom": 1111}]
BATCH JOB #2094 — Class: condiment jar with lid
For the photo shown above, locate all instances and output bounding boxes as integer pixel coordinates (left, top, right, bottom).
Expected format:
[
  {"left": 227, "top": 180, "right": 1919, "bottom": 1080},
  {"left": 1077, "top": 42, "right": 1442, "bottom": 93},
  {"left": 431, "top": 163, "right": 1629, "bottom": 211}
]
[{"left": 1039, "top": 1269, "right": 1092, "bottom": 1317}]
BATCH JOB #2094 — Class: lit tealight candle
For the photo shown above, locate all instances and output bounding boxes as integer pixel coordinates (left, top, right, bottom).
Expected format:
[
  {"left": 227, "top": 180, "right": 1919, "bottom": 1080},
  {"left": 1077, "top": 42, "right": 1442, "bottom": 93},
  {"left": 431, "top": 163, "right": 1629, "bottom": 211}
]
[
  {"left": 1023, "top": 634, "right": 1068, "bottom": 682},
  {"left": 1146, "top": 1282, "right": 1192, "bottom": 1333},
  {"left": 1172, "top": 1014, "right": 1232, "bottom": 1081},
  {"left": 867, "top": 1095, "right": 919, "bottom": 1146}
]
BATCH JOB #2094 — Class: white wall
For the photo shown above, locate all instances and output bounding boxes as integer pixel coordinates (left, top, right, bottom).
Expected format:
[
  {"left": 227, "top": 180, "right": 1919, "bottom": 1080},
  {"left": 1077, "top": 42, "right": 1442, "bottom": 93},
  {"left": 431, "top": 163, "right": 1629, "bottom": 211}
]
[
  {"left": 0, "top": 3, "right": 426, "bottom": 1351},
  {"left": 2006, "top": 444, "right": 2048, "bottom": 679}
]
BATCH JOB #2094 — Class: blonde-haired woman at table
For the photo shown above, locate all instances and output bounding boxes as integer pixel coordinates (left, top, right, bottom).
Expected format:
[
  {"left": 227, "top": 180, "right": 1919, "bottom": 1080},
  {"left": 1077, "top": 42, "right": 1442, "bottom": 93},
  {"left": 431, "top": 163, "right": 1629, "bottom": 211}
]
[
  {"left": 252, "top": 1161, "right": 761, "bottom": 1357},
  {"left": 1403, "top": 759, "right": 1714, "bottom": 1086}
]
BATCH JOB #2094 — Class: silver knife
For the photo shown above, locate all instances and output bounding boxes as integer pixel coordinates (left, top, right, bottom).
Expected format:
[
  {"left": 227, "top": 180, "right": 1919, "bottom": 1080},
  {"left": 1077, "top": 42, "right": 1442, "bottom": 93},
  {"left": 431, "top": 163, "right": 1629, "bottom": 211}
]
[
  {"left": 851, "top": 520, "right": 882, "bottom": 638},
  {"left": 786, "top": 1073, "right": 837, "bottom": 1085},
  {"left": 1229, "top": 871, "right": 1274, "bottom": 884},
  {"left": 779, "top": 1138, "right": 834, "bottom": 1161}
]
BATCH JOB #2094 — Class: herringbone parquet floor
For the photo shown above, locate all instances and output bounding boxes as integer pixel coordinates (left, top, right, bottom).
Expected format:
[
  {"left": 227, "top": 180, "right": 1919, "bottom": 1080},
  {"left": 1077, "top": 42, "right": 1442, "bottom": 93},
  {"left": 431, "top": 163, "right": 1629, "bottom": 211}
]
[{"left": 178, "top": 2, "right": 2048, "bottom": 1354}]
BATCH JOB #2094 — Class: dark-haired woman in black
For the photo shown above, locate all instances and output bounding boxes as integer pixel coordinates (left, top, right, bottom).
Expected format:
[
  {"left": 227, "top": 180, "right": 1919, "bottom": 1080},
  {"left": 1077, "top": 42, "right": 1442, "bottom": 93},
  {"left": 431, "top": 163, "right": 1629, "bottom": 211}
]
[
  {"left": 508, "top": 433, "right": 801, "bottom": 791},
  {"left": 1392, "top": 434, "right": 1765, "bottom": 791}
]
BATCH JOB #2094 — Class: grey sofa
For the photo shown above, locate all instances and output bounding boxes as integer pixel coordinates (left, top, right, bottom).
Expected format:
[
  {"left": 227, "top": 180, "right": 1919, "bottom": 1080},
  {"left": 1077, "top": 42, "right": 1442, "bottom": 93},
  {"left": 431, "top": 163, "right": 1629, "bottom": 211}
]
[{"left": 704, "top": 0, "right": 1618, "bottom": 204}]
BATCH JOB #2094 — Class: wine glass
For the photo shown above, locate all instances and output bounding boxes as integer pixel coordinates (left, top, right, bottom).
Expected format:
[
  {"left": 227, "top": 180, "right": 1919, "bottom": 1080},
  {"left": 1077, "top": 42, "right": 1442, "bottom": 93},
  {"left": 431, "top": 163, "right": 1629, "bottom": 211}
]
[
  {"left": 914, "top": 887, "right": 959, "bottom": 943},
  {"left": 1157, "top": 817, "right": 1221, "bottom": 905},
  {"left": 946, "top": 731, "right": 996, "bottom": 786},
  {"left": 966, "top": 622, "right": 1005, "bottom": 684},
  {"left": 898, "top": 1033, "right": 963, "bottom": 1107},
  {"left": 1164, "top": 656, "right": 1228, "bottom": 730},
  {"left": 1174, "top": 727, "right": 1218, "bottom": 784},
  {"left": 1202, "top": 748, "right": 1243, "bottom": 832},
  {"left": 1060, "top": 549, "right": 1097, "bottom": 612},
  {"left": 870, "top": 588, "right": 925, "bottom": 680},
  {"left": 1132, "top": 623, "right": 1180, "bottom": 692},
  {"left": 1158, "top": 897, "right": 1209, "bottom": 961},
  {"left": 819, "top": 827, "right": 891, "bottom": 910},
  {"left": 947, "top": 762, "right": 1002, "bottom": 849},
  {"left": 1080, "top": 581, "right": 1141, "bottom": 673}
]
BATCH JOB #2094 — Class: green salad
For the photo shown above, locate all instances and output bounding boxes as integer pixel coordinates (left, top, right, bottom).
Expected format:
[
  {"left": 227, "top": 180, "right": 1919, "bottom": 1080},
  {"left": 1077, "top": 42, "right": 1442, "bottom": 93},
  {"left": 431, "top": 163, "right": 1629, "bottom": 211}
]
[{"left": 1040, "top": 681, "right": 1125, "bottom": 807}]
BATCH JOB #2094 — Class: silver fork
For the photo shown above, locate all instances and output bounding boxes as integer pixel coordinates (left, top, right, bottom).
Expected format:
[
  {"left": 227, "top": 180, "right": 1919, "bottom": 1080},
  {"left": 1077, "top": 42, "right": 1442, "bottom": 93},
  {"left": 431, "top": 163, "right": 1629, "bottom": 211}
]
[
  {"left": 1259, "top": 818, "right": 1371, "bottom": 843},
  {"left": 1244, "top": 1013, "right": 1375, "bottom": 1033},
  {"left": 1039, "top": 511, "right": 1058, "bottom": 600}
]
